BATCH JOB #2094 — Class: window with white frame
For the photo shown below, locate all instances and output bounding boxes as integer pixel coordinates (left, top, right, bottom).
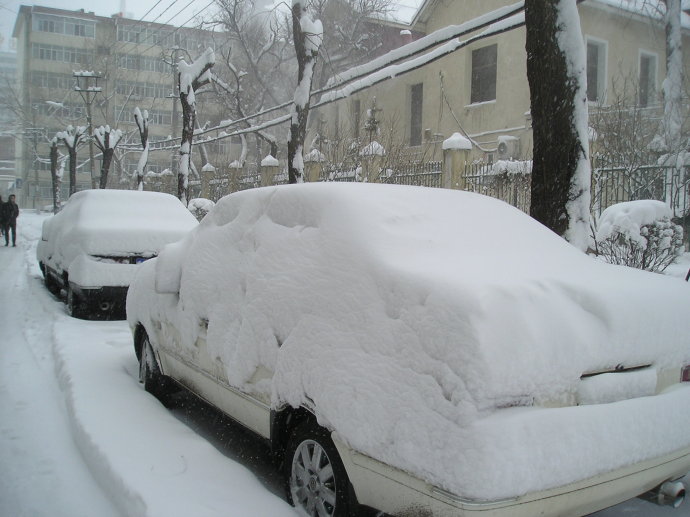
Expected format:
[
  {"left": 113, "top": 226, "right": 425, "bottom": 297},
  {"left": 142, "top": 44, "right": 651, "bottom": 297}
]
[
  {"left": 638, "top": 51, "right": 657, "bottom": 107},
  {"left": 586, "top": 38, "right": 607, "bottom": 103},
  {"left": 470, "top": 44, "right": 497, "bottom": 104},
  {"left": 409, "top": 83, "right": 423, "bottom": 146}
]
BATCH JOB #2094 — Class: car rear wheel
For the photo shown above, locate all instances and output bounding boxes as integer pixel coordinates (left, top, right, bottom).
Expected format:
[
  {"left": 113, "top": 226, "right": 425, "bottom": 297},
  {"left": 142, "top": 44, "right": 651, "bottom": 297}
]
[
  {"left": 285, "top": 421, "right": 354, "bottom": 517},
  {"left": 138, "top": 331, "right": 174, "bottom": 407}
]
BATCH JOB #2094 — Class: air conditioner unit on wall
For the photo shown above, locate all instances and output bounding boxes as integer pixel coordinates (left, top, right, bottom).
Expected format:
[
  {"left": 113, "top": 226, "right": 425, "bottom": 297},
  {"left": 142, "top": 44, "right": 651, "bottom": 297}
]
[{"left": 496, "top": 135, "right": 520, "bottom": 161}]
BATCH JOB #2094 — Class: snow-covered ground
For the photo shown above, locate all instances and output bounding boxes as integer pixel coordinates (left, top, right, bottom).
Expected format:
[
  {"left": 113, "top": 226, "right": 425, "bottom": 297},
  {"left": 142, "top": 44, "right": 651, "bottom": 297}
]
[{"left": 0, "top": 210, "right": 688, "bottom": 517}]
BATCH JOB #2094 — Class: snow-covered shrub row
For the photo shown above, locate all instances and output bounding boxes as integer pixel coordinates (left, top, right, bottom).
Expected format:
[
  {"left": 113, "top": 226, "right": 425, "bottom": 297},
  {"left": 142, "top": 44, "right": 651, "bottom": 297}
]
[{"left": 594, "top": 200, "right": 684, "bottom": 272}]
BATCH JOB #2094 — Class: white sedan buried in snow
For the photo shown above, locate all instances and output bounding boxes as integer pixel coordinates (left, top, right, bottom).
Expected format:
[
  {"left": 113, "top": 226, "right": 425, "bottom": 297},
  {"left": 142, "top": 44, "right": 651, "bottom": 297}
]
[
  {"left": 126, "top": 183, "right": 690, "bottom": 517},
  {"left": 38, "top": 189, "right": 197, "bottom": 319}
]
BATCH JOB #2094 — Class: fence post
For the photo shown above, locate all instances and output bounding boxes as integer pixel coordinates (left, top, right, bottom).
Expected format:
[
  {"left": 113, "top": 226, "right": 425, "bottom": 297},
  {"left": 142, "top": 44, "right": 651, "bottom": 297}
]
[
  {"left": 360, "top": 141, "right": 385, "bottom": 182},
  {"left": 442, "top": 133, "right": 471, "bottom": 190},
  {"left": 200, "top": 163, "right": 216, "bottom": 199},
  {"left": 304, "top": 149, "right": 325, "bottom": 182},
  {"left": 229, "top": 160, "right": 243, "bottom": 194},
  {"left": 260, "top": 155, "right": 279, "bottom": 187}
]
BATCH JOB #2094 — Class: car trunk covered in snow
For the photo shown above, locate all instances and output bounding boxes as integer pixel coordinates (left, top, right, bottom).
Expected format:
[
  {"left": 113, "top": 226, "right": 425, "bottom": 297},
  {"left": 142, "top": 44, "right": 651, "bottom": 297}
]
[{"left": 127, "top": 183, "right": 690, "bottom": 502}]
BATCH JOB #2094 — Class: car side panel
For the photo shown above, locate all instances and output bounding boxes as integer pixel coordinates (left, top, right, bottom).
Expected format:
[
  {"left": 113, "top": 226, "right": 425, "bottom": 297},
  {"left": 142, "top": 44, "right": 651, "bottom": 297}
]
[{"left": 151, "top": 320, "right": 272, "bottom": 439}]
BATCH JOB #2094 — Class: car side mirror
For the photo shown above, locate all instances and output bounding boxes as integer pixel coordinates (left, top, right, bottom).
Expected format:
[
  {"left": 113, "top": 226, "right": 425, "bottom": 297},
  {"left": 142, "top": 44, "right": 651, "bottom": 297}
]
[{"left": 154, "top": 241, "right": 185, "bottom": 294}]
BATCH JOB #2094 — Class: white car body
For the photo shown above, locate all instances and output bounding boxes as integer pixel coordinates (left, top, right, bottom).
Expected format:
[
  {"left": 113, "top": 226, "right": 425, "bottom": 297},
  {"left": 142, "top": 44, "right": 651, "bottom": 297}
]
[
  {"left": 127, "top": 183, "right": 690, "bottom": 516},
  {"left": 37, "top": 189, "right": 197, "bottom": 318}
]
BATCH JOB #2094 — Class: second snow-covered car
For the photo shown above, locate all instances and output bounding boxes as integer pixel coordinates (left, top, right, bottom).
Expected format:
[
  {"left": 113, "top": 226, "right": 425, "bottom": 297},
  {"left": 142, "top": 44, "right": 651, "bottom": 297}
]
[
  {"left": 127, "top": 183, "right": 690, "bottom": 517},
  {"left": 38, "top": 189, "right": 197, "bottom": 319}
]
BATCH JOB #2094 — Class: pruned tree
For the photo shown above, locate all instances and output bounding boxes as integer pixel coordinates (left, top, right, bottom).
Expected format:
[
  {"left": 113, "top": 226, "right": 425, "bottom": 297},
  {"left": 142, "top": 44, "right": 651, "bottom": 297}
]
[
  {"left": 56, "top": 125, "right": 87, "bottom": 197},
  {"left": 134, "top": 107, "right": 150, "bottom": 191},
  {"left": 178, "top": 47, "right": 215, "bottom": 204},
  {"left": 288, "top": 1, "right": 323, "bottom": 183},
  {"left": 525, "top": 0, "right": 591, "bottom": 251},
  {"left": 93, "top": 125, "right": 123, "bottom": 189},
  {"left": 307, "top": 0, "right": 393, "bottom": 88},
  {"left": 208, "top": 0, "right": 290, "bottom": 165},
  {"left": 49, "top": 138, "right": 62, "bottom": 213},
  {"left": 649, "top": 0, "right": 685, "bottom": 154}
]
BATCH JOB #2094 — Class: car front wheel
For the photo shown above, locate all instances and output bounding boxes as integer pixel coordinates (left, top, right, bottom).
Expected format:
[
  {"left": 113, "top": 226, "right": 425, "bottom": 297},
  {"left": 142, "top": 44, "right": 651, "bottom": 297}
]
[{"left": 285, "top": 421, "right": 354, "bottom": 517}]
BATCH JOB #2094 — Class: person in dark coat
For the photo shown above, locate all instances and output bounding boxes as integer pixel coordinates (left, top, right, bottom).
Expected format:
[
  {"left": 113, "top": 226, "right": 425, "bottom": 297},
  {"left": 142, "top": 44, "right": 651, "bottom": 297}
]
[
  {"left": 2, "top": 194, "right": 19, "bottom": 247},
  {"left": 0, "top": 195, "right": 4, "bottom": 238}
]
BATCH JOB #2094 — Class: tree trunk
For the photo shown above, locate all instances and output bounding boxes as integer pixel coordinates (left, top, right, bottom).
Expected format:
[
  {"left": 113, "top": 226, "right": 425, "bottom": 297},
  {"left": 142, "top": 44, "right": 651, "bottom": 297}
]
[
  {"left": 179, "top": 91, "right": 195, "bottom": 203},
  {"left": 662, "top": 0, "right": 683, "bottom": 151},
  {"left": 525, "top": 0, "right": 591, "bottom": 251},
  {"left": 49, "top": 141, "right": 60, "bottom": 213},
  {"left": 288, "top": 3, "right": 322, "bottom": 184},
  {"left": 68, "top": 148, "right": 77, "bottom": 197},
  {"left": 99, "top": 148, "right": 114, "bottom": 189}
]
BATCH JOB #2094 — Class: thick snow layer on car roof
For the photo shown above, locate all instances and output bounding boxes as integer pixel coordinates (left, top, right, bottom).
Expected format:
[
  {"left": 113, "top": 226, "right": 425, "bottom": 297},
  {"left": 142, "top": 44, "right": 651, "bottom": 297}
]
[
  {"left": 39, "top": 190, "right": 197, "bottom": 269},
  {"left": 128, "top": 183, "right": 690, "bottom": 501}
]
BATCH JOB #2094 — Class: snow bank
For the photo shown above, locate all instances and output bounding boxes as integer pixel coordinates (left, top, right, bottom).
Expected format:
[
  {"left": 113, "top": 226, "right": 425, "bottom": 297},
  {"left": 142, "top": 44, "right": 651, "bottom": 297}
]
[
  {"left": 52, "top": 319, "right": 295, "bottom": 517},
  {"left": 128, "top": 183, "right": 690, "bottom": 501}
]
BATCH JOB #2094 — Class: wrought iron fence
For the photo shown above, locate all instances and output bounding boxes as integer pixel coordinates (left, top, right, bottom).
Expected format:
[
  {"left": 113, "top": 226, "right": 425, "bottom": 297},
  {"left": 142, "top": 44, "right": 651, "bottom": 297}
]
[
  {"left": 462, "top": 161, "right": 532, "bottom": 213},
  {"left": 382, "top": 161, "right": 443, "bottom": 188},
  {"left": 591, "top": 164, "right": 689, "bottom": 220}
]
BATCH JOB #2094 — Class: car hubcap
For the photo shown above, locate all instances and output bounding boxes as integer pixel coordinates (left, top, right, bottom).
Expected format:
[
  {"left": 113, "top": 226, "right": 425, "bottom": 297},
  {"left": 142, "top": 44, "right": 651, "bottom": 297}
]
[{"left": 291, "top": 439, "right": 337, "bottom": 517}]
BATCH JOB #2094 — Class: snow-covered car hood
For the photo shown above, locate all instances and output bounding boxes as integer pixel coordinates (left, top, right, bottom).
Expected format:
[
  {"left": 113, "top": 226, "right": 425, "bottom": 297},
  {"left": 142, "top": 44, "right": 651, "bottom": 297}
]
[
  {"left": 127, "top": 183, "right": 690, "bottom": 500},
  {"left": 37, "top": 190, "right": 198, "bottom": 277}
]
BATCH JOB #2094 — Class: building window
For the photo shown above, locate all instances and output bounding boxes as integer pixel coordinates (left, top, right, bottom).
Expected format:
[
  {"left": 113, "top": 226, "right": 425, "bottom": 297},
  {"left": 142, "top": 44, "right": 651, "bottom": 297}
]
[
  {"left": 34, "top": 14, "right": 94, "bottom": 38},
  {"left": 470, "top": 44, "right": 497, "bottom": 104},
  {"left": 586, "top": 38, "right": 607, "bottom": 103},
  {"left": 351, "top": 99, "right": 361, "bottom": 139},
  {"left": 409, "top": 83, "right": 423, "bottom": 146},
  {"left": 638, "top": 51, "right": 657, "bottom": 107}
]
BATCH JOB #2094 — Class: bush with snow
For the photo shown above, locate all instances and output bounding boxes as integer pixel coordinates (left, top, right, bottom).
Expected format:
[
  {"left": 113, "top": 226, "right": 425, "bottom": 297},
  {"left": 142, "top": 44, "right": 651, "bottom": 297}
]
[
  {"left": 594, "top": 200, "right": 684, "bottom": 272},
  {"left": 187, "top": 198, "right": 215, "bottom": 221}
]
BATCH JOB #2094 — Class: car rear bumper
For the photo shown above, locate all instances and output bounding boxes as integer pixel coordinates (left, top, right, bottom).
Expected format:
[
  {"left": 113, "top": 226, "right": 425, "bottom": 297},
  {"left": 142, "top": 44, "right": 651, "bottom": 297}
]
[
  {"left": 336, "top": 439, "right": 689, "bottom": 517},
  {"left": 334, "top": 385, "right": 690, "bottom": 516},
  {"left": 70, "top": 283, "right": 129, "bottom": 317}
]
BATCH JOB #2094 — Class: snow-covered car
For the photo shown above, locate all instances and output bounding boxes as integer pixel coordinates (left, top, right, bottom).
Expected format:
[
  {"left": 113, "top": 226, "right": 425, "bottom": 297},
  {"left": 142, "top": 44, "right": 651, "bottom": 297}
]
[
  {"left": 126, "top": 183, "right": 690, "bottom": 517},
  {"left": 38, "top": 189, "right": 198, "bottom": 319}
]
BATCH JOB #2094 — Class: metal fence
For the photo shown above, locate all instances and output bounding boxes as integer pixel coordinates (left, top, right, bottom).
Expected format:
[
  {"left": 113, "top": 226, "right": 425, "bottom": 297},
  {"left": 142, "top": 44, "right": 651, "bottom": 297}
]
[
  {"left": 592, "top": 164, "right": 690, "bottom": 219},
  {"left": 462, "top": 162, "right": 532, "bottom": 213},
  {"left": 382, "top": 161, "right": 443, "bottom": 187}
]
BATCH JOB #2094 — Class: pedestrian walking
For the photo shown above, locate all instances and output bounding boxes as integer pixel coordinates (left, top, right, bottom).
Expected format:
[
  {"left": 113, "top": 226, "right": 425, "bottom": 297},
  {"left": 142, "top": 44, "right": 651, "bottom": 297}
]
[
  {"left": 2, "top": 194, "right": 19, "bottom": 247},
  {"left": 0, "top": 195, "right": 4, "bottom": 239}
]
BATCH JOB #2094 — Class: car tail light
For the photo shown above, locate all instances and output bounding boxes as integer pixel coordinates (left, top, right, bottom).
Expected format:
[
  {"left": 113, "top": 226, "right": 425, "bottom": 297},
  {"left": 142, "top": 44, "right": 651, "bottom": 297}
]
[{"left": 682, "top": 365, "right": 690, "bottom": 383}]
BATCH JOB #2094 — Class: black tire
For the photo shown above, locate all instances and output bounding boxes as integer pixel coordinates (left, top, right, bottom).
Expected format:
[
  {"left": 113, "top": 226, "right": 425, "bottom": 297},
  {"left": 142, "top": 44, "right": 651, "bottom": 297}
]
[
  {"left": 67, "top": 286, "right": 88, "bottom": 319},
  {"left": 44, "top": 271, "right": 61, "bottom": 295},
  {"left": 138, "top": 331, "right": 174, "bottom": 407},
  {"left": 285, "top": 421, "right": 354, "bottom": 517}
]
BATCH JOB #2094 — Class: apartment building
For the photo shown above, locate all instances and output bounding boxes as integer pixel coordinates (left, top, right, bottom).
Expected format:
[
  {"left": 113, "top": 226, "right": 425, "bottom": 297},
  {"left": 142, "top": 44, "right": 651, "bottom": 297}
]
[{"left": 12, "top": 5, "right": 236, "bottom": 208}]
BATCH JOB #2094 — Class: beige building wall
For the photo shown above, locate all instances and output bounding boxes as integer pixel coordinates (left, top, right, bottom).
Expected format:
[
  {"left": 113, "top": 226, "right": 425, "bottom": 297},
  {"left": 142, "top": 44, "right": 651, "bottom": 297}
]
[{"left": 314, "top": 0, "right": 689, "bottom": 166}]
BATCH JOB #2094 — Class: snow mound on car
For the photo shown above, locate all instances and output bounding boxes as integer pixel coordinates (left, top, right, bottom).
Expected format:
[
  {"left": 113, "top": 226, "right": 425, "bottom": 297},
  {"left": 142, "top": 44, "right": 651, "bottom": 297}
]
[{"left": 128, "top": 183, "right": 690, "bottom": 500}]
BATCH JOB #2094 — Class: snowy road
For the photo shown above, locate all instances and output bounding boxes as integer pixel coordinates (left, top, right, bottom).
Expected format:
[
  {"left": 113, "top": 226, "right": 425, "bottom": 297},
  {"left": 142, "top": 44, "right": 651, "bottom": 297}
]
[{"left": 0, "top": 211, "right": 688, "bottom": 517}]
